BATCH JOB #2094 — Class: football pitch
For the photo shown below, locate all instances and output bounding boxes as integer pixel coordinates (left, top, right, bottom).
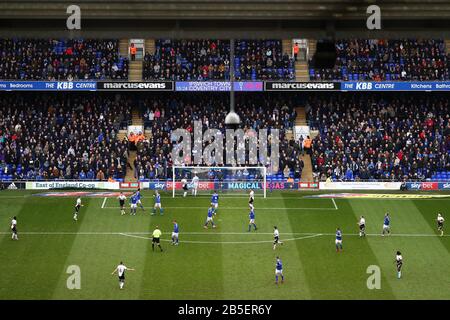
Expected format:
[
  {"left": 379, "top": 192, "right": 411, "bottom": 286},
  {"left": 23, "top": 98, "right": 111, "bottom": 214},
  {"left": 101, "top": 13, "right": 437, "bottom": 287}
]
[{"left": 1, "top": 189, "right": 449, "bottom": 300}]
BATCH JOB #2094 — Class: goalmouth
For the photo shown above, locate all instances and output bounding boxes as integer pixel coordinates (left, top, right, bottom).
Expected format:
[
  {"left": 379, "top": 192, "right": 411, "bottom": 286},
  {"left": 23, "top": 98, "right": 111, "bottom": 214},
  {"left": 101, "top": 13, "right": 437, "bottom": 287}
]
[{"left": 172, "top": 166, "right": 267, "bottom": 198}]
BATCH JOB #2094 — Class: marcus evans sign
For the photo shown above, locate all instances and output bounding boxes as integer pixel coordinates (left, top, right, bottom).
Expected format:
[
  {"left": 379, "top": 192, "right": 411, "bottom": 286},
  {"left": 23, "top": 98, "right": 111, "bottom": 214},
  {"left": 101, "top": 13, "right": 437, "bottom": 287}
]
[
  {"left": 265, "top": 82, "right": 340, "bottom": 91},
  {"left": 97, "top": 81, "right": 173, "bottom": 91}
]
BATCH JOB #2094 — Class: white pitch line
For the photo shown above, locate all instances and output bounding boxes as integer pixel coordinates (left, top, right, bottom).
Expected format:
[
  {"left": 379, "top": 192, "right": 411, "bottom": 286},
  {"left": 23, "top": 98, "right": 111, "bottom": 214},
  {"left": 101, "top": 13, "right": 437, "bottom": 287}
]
[
  {"left": 119, "top": 232, "right": 324, "bottom": 244},
  {"left": 101, "top": 197, "right": 107, "bottom": 209},
  {"left": 0, "top": 231, "right": 448, "bottom": 238},
  {"left": 332, "top": 198, "right": 338, "bottom": 210},
  {"left": 101, "top": 206, "right": 336, "bottom": 211}
]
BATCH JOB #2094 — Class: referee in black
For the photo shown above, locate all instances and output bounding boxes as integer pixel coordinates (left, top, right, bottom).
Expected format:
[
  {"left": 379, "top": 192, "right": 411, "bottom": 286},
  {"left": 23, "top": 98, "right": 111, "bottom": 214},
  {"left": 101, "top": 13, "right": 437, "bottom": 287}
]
[{"left": 152, "top": 226, "right": 163, "bottom": 252}]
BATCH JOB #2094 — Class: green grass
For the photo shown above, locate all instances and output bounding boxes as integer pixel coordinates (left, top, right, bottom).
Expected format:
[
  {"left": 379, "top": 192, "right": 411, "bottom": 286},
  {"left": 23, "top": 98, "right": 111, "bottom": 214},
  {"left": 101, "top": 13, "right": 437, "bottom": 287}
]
[{"left": 0, "top": 189, "right": 450, "bottom": 300}]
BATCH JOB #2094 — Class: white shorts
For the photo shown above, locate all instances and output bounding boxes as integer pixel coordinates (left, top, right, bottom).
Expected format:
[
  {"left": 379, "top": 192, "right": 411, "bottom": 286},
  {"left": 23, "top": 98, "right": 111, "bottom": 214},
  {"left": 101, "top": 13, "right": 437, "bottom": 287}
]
[
  {"left": 275, "top": 269, "right": 283, "bottom": 275},
  {"left": 206, "top": 217, "right": 213, "bottom": 222},
  {"left": 154, "top": 203, "right": 161, "bottom": 208},
  {"left": 172, "top": 232, "right": 179, "bottom": 238},
  {"left": 212, "top": 203, "right": 218, "bottom": 209},
  {"left": 193, "top": 183, "right": 199, "bottom": 189},
  {"left": 335, "top": 239, "right": 342, "bottom": 245},
  {"left": 383, "top": 224, "right": 390, "bottom": 230},
  {"left": 249, "top": 203, "right": 254, "bottom": 209},
  {"left": 249, "top": 219, "right": 255, "bottom": 224},
  {"left": 131, "top": 204, "right": 137, "bottom": 209},
  {"left": 137, "top": 200, "right": 142, "bottom": 205}
]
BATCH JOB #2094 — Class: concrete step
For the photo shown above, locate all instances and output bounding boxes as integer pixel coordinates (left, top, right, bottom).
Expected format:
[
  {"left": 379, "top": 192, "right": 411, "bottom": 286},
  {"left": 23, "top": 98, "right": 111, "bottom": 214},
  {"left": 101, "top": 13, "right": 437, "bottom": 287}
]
[
  {"left": 445, "top": 39, "right": 450, "bottom": 54},
  {"left": 308, "top": 39, "right": 317, "bottom": 58},
  {"left": 119, "top": 39, "right": 129, "bottom": 58},
  {"left": 282, "top": 39, "right": 292, "bottom": 56},
  {"left": 300, "top": 154, "right": 313, "bottom": 182},
  {"left": 294, "top": 106, "right": 307, "bottom": 126},
  {"left": 125, "top": 150, "right": 138, "bottom": 182},
  {"left": 117, "top": 130, "right": 128, "bottom": 142}
]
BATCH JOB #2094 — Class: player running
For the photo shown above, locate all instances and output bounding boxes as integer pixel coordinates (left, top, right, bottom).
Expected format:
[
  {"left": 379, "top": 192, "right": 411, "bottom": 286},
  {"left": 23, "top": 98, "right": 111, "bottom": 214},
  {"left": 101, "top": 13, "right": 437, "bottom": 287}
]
[
  {"left": 191, "top": 174, "right": 199, "bottom": 196},
  {"left": 172, "top": 220, "right": 179, "bottom": 245},
  {"left": 74, "top": 197, "right": 83, "bottom": 221},
  {"left": 248, "top": 207, "right": 257, "bottom": 232},
  {"left": 273, "top": 226, "right": 283, "bottom": 250},
  {"left": 130, "top": 194, "right": 138, "bottom": 215},
  {"left": 11, "top": 216, "right": 18, "bottom": 240},
  {"left": 335, "top": 228, "right": 343, "bottom": 252},
  {"left": 135, "top": 188, "right": 145, "bottom": 211},
  {"left": 152, "top": 190, "right": 164, "bottom": 215},
  {"left": 275, "top": 256, "right": 284, "bottom": 284},
  {"left": 111, "top": 261, "right": 135, "bottom": 289},
  {"left": 211, "top": 191, "right": 219, "bottom": 214},
  {"left": 181, "top": 177, "right": 188, "bottom": 197},
  {"left": 395, "top": 251, "right": 403, "bottom": 279},
  {"left": 204, "top": 205, "right": 216, "bottom": 229},
  {"left": 382, "top": 213, "right": 391, "bottom": 236},
  {"left": 248, "top": 189, "right": 255, "bottom": 209},
  {"left": 358, "top": 215, "right": 366, "bottom": 237},
  {"left": 118, "top": 192, "right": 127, "bottom": 215},
  {"left": 437, "top": 213, "right": 445, "bottom": 236}
]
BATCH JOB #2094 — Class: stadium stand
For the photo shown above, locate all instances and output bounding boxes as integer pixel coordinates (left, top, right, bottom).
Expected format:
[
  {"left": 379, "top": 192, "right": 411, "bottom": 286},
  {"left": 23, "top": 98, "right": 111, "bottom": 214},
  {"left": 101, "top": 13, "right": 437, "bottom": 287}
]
[
  {"left": 143, "top": 39, "right": 295, "bottom": 81},
  {"left": 136, "top": 93, "right": 300, "bottom": 181},
  {"left": 307, "top": 93, "right": 450, "bottom": 181},
  {"left": 143, "top": 39, "right": 230, "bottom": 81},
  {"left": 0, "top": 39, "right": 129, "bottom": 80},
  {"left": 0, "top": 93, "right": 131, "bottom": 181},
  {"left": 309, "top": 39, "right": 450, "bottom": 81}
]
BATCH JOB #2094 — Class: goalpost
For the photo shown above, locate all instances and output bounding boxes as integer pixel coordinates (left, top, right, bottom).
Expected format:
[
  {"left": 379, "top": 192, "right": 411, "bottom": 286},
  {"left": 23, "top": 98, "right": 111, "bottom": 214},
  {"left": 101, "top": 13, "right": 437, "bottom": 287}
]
[{"left": 172, "top": 166, "right": 267, "bottom": 198}]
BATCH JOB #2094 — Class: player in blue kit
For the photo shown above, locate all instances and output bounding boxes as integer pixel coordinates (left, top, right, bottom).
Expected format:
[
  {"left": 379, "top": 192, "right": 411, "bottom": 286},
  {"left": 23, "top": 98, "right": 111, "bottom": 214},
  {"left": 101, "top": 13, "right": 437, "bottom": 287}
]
[
  {"left": 204, "top": 205, "right": 216, "bottom": 229},
  {"left": 382, "top": 213, "right": 391, "bottom": 236},
  {"left": 135, "top": 188, "right": 145, "bottom": 211},
  {"left": 172, "top": 220, "right": 179, "bottom": 245},
  {"left": 335, "top": 228, "right": 343, "bottom": 252},
  {"left": 211, "top": 191, "right": 219, "bottom": 215},
  {"left": 248, "top": 208, "right": 257, "bottom": 232},
  {"left": 275, "top": 257, "right": 284, "bottom": 284},
  {"left": 152, "top": 191, "right": 164, "bottom": 216},
  {"left": 130, "top": 194, "right": 138, "bottom": 215}
]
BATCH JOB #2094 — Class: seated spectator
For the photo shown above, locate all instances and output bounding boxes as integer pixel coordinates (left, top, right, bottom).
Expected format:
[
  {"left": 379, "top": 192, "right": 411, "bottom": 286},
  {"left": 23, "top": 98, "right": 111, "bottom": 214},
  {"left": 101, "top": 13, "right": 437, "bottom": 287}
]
[
  {"left": 0, "top": 93, "right": 131, "bottom": 181},
  {"left": 0, "top": 39, "right": 129, "bottom": 80},
  {"left": 310, "top": 39, "right": 449, "bottom": 81},
  {"left": 307, "top": 92, "right": 449, "bottom": 181}
]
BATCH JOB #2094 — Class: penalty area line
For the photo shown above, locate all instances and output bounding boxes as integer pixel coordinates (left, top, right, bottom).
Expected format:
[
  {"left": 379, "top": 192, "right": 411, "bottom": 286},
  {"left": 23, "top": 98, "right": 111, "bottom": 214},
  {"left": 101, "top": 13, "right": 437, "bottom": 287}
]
[{"left": 101, "top": 197, "right": 107, "bottom": 209}]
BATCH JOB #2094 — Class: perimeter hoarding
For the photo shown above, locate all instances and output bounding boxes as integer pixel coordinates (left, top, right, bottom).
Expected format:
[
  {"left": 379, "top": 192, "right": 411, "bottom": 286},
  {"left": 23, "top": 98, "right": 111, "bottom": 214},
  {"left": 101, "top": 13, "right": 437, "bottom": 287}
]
[
  {"left": 175, "top": 81, "right": 263, "bottom": 91},
  {"left": 26, "top": 181, "right": 120, "bottom": 190},
  {"left": 319, "top": 181, "right": 402, "bottom": 190},
  {"left": 265, "top": 82, "right": 340, "bottom": 91}
]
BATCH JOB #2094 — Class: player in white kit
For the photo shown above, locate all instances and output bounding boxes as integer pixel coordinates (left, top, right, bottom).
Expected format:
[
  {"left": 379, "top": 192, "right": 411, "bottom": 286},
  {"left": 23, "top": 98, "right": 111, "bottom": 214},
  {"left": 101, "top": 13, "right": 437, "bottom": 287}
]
[
  {"left": 181, "top": 177, "right": 188, "bottom": 197},
  {"left": 111, "top": 261, "right": 135, "bottom": 289},
  {"left": 74, "top": 197, "right": 83, "bottom": 221},
  {"left": 248, "top": 189, "right": 255, "bottom": 209},
  {"left": 11, "top": 216, "right": 18, "bottom": 240},
  {"left": 191, "top": 174, "right": 199, "bottom": 196}
]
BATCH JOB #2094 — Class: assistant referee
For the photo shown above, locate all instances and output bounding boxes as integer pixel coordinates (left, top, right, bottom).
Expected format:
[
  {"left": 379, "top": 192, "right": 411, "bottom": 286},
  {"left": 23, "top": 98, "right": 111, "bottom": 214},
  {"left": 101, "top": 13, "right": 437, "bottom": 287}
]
[{"left": 152, "top": 226, "right": 163, "bottom": 252}]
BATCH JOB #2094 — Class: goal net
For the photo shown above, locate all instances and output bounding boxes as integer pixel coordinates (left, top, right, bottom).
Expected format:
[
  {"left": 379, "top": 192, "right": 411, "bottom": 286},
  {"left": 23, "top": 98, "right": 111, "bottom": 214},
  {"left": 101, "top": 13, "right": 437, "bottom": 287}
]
[{"left": 172, "top": 166, "right": 267, "bottom": 198}]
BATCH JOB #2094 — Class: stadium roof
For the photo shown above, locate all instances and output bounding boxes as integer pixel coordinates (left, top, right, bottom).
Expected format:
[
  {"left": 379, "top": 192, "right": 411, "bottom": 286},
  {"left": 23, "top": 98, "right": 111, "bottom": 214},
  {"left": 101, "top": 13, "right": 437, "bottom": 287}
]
[{"left": 1, "top": 0, "right": 449, "bottom": 38}]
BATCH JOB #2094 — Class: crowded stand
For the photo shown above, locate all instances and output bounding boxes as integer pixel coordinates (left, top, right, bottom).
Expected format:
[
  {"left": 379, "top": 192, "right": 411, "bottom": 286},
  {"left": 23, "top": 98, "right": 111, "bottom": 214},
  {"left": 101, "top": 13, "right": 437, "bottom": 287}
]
[
  {"left": 309, "top": 39, "right": 450, "bottom": 81},
  {"left": 143, "top": 39, "right": 295, "bottom": 81},
  {"left": 136, "top": 93, "right": 300, "bottom": 181},
  {"left": 234, "top": 40, "right": 295, "bottom": 80},
  {"left": 143, "top": 39, "right": 230, "bottom": 81},
  {"left": 0, "top": 39, "right": 128, "bottom": 80},
  {"left": 0, "top": 93, "right": 132, "bottom": 181},
  {"left": 306, "top": 93, "right": 450, "bottom": 181}
]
